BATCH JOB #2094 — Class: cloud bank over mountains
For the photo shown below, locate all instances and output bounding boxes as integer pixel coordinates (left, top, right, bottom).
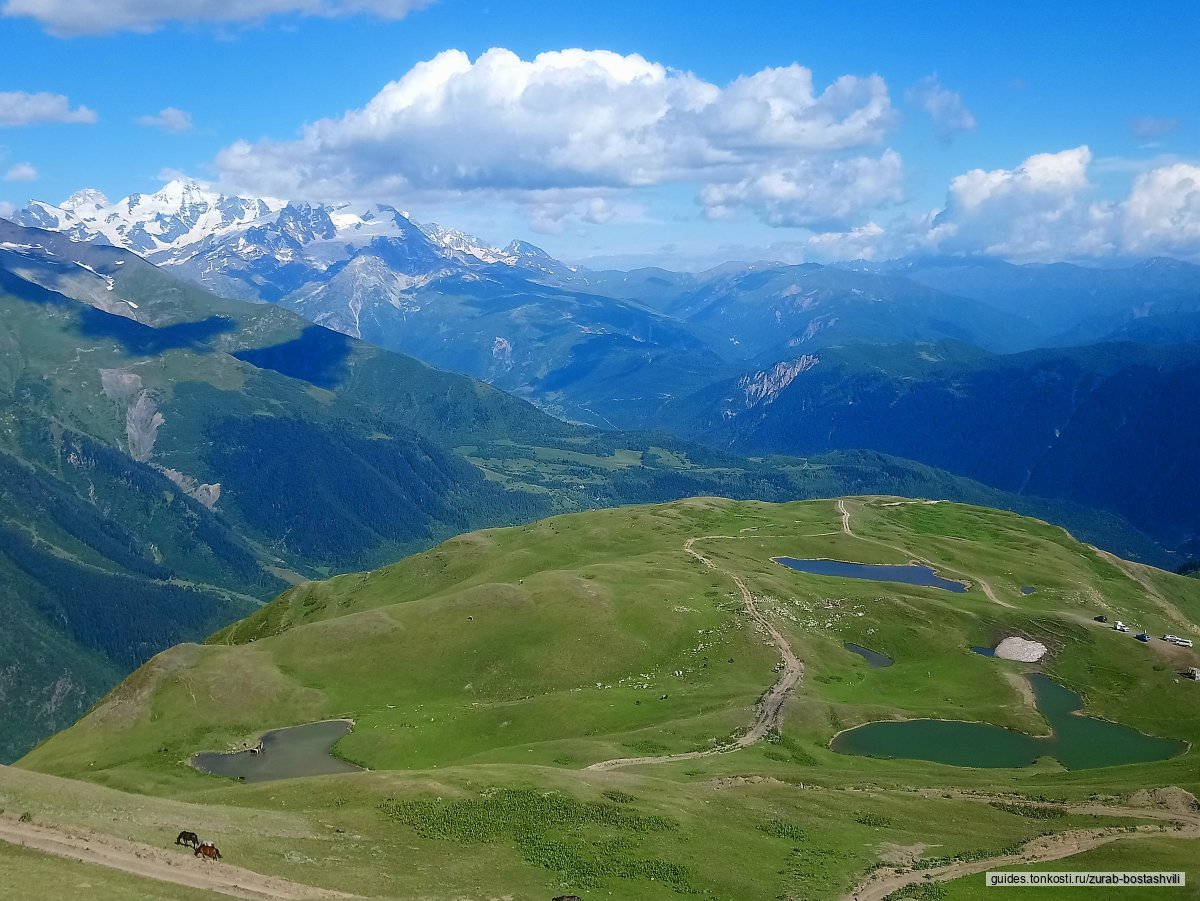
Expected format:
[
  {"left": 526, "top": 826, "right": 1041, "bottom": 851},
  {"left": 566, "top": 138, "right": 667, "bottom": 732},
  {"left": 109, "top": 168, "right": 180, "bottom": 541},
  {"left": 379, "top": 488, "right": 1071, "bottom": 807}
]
[
  {"left": 214, "top": 48, "right": 902, "bottom": 232},
  {"left": 0, "top": 37, "right": 1194, "bottom": 265},
  {"left": 207, "top": 47, "right": 1198, "bottom": 262}
]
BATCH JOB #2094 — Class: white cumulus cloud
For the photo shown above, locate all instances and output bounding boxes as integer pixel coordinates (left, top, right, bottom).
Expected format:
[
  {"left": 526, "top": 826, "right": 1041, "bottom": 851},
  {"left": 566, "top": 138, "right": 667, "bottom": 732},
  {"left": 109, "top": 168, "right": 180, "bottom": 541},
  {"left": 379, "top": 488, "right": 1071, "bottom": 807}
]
[
  {"left": 3, "top": 162, "right": 38, "bottom": 181},
  {"left": 805, "top": 222, "right": 886, "bottom": 260},
  {"left": 137, "top": 106, "right": 193, "bottom": 133},
  {"left": 699, "top": 151, "right": 904, "bottom": 228},
  {"left": 838, "top": 147, "right": 1200, "bottom": 262},
  {"left": 1, "top": 0, "right": 433, "bottom": 36},
  {"left": 906, "top": 75, "right": 976, "bottom": 142},
  {"left": 0, "top": 91, "right": 96, "bottom": 126},
  {"left": 1120, "top": 163, "right": 1200, "bottom": 258},
  {"left": 924, "top": 146, "right": 1111, "bottom": 258},
  {"left": 214, "top": 47, "right": 901, "bottom": 228}
]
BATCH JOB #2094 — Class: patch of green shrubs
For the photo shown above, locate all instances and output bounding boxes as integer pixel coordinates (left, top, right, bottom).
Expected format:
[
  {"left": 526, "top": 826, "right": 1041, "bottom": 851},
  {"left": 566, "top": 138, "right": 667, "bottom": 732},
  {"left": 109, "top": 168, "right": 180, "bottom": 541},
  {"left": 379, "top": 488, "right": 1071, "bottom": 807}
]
[
  {"left": 380, "top": 788, "right": 692, "bottom": 893},
  {"left": 988, "top": 801, "right": 1067, "bottom": 819}
]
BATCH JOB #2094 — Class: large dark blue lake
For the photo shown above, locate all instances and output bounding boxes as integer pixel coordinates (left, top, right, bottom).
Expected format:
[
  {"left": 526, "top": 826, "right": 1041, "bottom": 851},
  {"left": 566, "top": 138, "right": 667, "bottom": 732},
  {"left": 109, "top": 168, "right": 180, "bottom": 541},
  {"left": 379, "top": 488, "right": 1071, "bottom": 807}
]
[{"left": 773, "top": 557, "right": 968, "bottom": 592}]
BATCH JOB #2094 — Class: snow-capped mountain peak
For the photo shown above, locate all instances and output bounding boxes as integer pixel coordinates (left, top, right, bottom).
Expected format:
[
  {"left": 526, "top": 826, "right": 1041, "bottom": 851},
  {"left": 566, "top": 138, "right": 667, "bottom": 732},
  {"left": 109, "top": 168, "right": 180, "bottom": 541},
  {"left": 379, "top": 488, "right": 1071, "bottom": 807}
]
[
  {"left": 61, "top": 188, "right": 109, "bottom": 213},
  {"left": 7, "top": 179, "right": 583, "bottom": 316},
  {"left": 417, "top": 221, "right": 516, "bottom": 266},
  {"left": 11, "top": 178, "right": 285, "bottom": 258}
]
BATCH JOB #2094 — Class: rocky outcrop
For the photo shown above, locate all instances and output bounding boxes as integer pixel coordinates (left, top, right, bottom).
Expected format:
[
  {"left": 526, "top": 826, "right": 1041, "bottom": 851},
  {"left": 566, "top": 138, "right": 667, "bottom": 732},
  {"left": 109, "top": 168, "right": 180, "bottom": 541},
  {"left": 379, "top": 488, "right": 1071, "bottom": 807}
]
[
  {"left": 738, "top": 354, "right": 819, "bottom": 406},
  {"left": 125, "top": 391, "right": 165, "bottom": 462},
  {"left": 160, "top": 467, "right": 222, "bottom": 510},
  {"left": 102, "top": 370, "right": 166, "bottom": 462}
]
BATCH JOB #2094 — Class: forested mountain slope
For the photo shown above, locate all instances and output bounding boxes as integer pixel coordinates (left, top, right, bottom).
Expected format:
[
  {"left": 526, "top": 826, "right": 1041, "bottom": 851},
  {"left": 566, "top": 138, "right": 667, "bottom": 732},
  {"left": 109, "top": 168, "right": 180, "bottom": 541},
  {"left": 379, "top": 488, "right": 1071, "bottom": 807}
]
[{"left": 663, "top": 340, "right": 1200, "bottom": 552}]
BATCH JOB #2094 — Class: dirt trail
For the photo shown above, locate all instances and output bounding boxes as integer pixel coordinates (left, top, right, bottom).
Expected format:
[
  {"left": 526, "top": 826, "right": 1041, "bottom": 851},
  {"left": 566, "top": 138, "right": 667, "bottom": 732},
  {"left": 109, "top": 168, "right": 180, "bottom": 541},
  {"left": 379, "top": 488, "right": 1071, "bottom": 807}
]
[
  {"left": 838, "top": 498, "right": 853, "bottom": 535},
  {"left": 845, "top": 794, "right": 1200, "bottom": 901},
  {"left": 974, "top": 577, "right": 1014, "bottom": 609},
  {"left": 587, "top": 535, "right": 805, "bottom": 771},
  {"left": 841, "top": 499, "right": 1012, "bottom": 608},
  {"left": 0, "top": 816, "right": 356, "bottom": 900}
]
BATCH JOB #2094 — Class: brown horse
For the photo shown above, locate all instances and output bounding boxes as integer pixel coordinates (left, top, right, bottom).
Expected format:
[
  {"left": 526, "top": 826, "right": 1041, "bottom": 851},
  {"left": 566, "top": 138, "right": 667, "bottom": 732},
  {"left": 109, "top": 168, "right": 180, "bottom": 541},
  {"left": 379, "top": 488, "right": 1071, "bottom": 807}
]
[
  {"left": 175, "top": 830, "right": 200, "bottom": 849},
  {"left": 195, "top": 842, "right": 222, "bottom": 861}
]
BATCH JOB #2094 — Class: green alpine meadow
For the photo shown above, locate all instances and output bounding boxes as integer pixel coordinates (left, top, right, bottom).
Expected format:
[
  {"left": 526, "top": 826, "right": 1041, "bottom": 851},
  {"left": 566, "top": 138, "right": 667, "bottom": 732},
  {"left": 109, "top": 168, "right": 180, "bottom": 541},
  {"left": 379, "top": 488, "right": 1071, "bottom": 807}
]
[{"left": 5, "top": 497, "right": 1198, "bottom": 898}]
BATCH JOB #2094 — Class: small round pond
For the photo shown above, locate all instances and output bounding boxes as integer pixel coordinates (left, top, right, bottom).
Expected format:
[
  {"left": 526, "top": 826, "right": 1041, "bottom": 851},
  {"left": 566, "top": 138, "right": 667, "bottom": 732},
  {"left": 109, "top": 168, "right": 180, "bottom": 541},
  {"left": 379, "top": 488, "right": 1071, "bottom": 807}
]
[
  {"left": 830, "top": 675, "right": 1186, "bottom": 770},
  {"left": 845, "top": 642, "right": 893, "bottom": 668},
  {"left": 773, "top": 557, "right": 967, "bottom": 592},
  {"left": 192, "top": 719, "right": 362, "bottom": 782}
]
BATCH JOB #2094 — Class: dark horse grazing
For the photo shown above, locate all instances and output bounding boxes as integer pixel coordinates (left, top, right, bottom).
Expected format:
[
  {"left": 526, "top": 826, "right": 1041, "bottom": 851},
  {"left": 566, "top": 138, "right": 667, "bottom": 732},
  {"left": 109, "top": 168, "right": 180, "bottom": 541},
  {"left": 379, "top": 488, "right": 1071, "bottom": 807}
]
[
  {"left": 195, "top": 842, "right": 222, "bottom": 861},
  {"left": 175, "top": 831, "right": 200, "bottom": 849}
]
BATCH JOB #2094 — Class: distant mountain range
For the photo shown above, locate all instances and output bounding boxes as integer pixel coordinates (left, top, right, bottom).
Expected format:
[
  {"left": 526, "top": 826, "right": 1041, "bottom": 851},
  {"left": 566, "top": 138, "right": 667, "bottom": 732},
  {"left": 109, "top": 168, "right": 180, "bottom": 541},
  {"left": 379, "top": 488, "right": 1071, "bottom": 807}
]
[
  {"left": 15, "top": 182, "right": 1200, "bottom": 394},
  {"left": 9, "top": 182, "right": 1200, "bottom": 552},
  {"left": 11, "top": 216, "right": 1141, "bottom": 760}
]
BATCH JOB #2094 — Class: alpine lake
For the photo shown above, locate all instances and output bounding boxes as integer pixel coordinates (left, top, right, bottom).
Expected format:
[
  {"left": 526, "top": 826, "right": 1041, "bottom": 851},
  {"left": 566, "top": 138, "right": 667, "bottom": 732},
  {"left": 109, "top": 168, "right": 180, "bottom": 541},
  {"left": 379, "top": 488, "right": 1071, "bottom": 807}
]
[
  {"left": 192, "top": 719, "right": 362, "bottom": 782},
  {"left": 776, "top": 555, "right": 1184, "bottom": 770},
  {"left": 773, "top": 557, "right": 968, "bottom": 592},
  {"left": 831, "top": 674, "right": 1185, "bottom": 770}
]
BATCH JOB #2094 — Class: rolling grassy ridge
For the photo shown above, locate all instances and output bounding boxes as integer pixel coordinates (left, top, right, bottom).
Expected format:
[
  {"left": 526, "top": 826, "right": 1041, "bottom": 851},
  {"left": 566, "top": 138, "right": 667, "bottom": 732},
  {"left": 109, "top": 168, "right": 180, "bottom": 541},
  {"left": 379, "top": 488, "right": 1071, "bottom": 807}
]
[{"left": 11, "top": 497, "right": 1199, "bottom": 899}]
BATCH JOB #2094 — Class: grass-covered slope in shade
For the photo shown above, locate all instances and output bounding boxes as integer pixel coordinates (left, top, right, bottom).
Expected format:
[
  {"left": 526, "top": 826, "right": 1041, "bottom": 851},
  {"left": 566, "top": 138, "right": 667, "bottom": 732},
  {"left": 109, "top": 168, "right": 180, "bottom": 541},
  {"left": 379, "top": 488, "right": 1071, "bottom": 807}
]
[{"left": 14, "top": 497, "right": 1200, "bottom": 900}]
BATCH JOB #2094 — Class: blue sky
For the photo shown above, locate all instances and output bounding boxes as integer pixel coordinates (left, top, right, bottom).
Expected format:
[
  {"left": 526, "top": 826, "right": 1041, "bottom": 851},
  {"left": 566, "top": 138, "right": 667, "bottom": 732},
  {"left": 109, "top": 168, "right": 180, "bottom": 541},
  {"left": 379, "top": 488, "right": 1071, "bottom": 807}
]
[{"left": 1, "top": 0, "right": 1196, "bottom": 267}]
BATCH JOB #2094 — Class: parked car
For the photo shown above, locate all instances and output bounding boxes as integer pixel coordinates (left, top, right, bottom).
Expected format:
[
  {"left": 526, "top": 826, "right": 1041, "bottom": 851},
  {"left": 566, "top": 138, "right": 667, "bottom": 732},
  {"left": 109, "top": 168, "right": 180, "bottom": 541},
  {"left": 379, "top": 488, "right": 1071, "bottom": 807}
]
[
  {"left": 1136, "top": 633, "right": 1151, "bottom": 642},
  {"left": 1094, "top": 615, "right": 1108, "bottom": 623},
  {"left": 1114, "top": 621, "right": 1131, "bottom": 633}
]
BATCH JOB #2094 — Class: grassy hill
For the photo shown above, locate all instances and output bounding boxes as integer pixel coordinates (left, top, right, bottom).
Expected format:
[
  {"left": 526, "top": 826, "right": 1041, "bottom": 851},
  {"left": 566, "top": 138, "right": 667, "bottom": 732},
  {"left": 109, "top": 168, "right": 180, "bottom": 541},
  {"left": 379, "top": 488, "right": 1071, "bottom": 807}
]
[{"left": 12, "top": 497, "right": 1199, "bottom": 899}]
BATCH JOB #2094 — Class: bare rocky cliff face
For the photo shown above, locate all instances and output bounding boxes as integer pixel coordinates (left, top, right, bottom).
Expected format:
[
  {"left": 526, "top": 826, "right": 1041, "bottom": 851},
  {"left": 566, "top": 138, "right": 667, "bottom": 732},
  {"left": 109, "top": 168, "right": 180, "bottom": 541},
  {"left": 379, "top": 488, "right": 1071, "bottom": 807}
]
[
  {"left": 737, "top": 354, "right": 820, "bottom": 407},
  {"left": 102, "top": 369, "right": 165, "bottom": 460},
  {"left": 124, "top": 391, "right": 165, "bottom": 462},
  {"left": 160, "top": 468, "right": 221, "bottom": 510},
  {"left": 100, "top": 368, "right": 220, "bottom": 508}
]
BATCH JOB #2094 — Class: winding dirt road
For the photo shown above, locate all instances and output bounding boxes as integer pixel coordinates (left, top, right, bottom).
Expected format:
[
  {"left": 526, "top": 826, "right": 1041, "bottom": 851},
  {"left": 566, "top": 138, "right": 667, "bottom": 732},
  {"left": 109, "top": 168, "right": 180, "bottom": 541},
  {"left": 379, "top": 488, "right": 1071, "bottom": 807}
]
[
  {"left": 0, "top": 815, "right": 355, "bottom": 900},
  {"left": 838, "top": 498, "right": 853, "bottom": 535},
  {"left": 586, "top": 535, "right": 805, "bottom": 771},
  {"left": 844, "top": 794, "right": 1200, "bottom": 901}
]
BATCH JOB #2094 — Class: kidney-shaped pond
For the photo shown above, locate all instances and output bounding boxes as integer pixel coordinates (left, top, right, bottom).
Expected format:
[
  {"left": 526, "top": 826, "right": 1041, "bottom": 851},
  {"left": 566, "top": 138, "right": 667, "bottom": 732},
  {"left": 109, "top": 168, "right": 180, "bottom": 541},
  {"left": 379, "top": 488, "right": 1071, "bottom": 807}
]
[
  {"left": 773, "top": 557, "right": 968, "bottom": 592},
  {"left": 831, "top": 675, "right": 1186, "bottom": 770},
  {"left": 845, "top": 642, "right": 893, "bottom": 667},
  {"left": 192, "top": 719, "right": 363, "bottom": 782}
]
